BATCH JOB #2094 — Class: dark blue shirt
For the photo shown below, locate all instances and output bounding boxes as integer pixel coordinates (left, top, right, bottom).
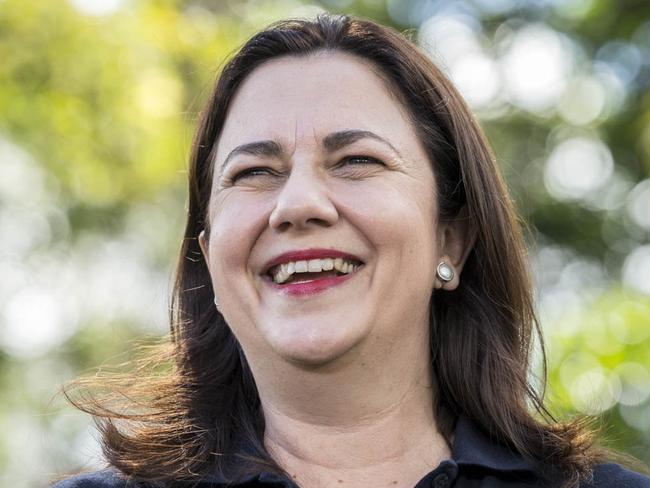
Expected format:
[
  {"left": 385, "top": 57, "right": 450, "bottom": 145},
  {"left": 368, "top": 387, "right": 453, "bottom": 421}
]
[{"left": 52, "top": 417, "right": 650, "bottom": 487}]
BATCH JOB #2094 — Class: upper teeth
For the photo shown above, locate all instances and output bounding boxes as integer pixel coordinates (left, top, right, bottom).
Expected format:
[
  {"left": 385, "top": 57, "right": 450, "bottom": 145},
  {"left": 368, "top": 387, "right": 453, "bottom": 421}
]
[{"left": 271, "top": 258, "right": 359, "bottom": 284}]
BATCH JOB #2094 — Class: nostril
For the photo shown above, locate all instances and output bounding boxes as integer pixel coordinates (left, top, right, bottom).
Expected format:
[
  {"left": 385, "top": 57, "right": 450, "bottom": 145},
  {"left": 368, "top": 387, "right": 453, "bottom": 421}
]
[
  {"left": 303, "top": 216, "right": 334, "bottom": 229},
  {"left": 268, "top": 182, "right": 339, "bottom": 230},
  {"left": 271, "top": 216, "right": 335, "bottom": 232},
  {"left": 274, "top": 221, "right": 292, "bottom": 232}
]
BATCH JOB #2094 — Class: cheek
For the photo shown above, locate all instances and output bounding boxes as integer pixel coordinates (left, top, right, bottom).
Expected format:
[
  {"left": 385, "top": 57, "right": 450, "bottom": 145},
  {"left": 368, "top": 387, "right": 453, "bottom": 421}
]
[
  {"left": 341, "top": 178, "right": 437, "bottom": 245},
  {"left": 339, "top": 178, "right": 438, "bottom": 286},
  {"left": 208, "top": 194, "right": 272, "bottom": 279}
]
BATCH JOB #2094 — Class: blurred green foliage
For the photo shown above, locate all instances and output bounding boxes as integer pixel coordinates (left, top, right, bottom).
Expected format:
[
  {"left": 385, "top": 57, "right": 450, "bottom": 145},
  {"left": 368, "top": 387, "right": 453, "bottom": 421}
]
[{"left": 0, "top": 0, "right": 648, "bottom": 486}]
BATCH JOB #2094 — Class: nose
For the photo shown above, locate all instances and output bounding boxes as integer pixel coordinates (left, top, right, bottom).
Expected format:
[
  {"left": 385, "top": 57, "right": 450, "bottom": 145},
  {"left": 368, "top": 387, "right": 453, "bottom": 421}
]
[{"left": 269, "top": 165, "right": 339, "bottom": 232}]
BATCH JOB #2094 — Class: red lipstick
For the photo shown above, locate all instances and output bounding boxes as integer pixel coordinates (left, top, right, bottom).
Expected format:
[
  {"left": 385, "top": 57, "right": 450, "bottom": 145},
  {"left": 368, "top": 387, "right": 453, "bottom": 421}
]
[
  {"left": 262, "top": 248, "right": 363, "bottom": 297},
  {"left": 268, "top": 272, "right": 357, "bottom": 296}
]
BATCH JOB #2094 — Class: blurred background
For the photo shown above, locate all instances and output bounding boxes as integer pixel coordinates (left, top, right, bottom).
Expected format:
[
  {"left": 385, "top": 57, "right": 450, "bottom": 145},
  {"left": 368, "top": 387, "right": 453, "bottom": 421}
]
[{"left": 0, "top": 0, "right": 649, "bottom": 486}]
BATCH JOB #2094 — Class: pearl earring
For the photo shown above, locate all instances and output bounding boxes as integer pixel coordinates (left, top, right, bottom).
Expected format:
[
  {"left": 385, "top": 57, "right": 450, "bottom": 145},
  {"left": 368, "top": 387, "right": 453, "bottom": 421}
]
[
  {"left": 213, "top": 296, "right": 220, "bottom": 311},
  {"left": 436, "top": 261, "right": 454, "bottom": 283}
]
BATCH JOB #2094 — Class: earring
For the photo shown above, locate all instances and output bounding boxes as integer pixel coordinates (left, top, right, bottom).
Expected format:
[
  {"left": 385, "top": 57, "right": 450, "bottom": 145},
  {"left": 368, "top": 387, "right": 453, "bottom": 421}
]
[
  {"left": 213, "top": 296, "right": 220, "bottom": 311},
  {"left": 436, "top": 261, "right": 454, "bottom": 283}
]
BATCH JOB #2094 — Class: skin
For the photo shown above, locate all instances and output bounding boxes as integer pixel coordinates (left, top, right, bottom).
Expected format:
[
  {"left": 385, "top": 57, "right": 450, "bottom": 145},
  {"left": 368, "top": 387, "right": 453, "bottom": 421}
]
[{"left": 199, "top": 51, "right": 473, "bottom": 488}]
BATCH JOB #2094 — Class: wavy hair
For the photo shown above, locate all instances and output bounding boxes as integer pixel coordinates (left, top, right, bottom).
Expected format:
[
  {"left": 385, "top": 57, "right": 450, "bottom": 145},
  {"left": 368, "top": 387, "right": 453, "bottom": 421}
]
[{"left": 65, "top": 14, "right": 604, "bottom": 487}]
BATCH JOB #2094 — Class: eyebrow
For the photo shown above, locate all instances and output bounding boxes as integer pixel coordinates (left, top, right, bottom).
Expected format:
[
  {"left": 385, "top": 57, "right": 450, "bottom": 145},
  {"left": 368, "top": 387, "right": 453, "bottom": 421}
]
[
  {"left": 219, "top": 129, "right": 402, "bottom": 171},
  {"left": 220, "top": 140, "right": 283, "bottom": 172},
  {"left": 323, "top": 129, "right": 401, "bottom": 155}
]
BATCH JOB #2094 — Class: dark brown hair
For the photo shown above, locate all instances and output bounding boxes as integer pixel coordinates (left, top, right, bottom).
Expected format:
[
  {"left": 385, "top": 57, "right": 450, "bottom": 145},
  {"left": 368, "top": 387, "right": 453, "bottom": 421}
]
[{"left": 65, "top": 14, "right": 604, "bottom": 487}]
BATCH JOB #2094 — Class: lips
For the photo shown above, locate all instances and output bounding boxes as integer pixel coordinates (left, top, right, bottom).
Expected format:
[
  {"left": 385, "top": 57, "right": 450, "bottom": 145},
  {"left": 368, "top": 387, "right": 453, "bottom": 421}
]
[
  {"left": 262, "top": 248, "right": 364, "bottom": 277},
  {"left": 270, "top": 257, "right": 361, "bottom": 284},
  {"left": 261, "top": 248, "right": 364, "bottom": 294}
]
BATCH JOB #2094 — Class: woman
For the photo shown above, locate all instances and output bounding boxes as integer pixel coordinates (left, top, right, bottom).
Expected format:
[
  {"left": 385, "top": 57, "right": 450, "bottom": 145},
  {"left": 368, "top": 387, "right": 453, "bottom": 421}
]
[{"left": 55, "top": 14, "right": 649, "bottom": 488}]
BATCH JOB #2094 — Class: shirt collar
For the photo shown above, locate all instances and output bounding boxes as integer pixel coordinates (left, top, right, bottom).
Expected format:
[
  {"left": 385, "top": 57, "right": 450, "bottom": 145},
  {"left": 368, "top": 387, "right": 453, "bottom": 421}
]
[{"left": 452, "top": 416, "right": 538, "bottom": 473}]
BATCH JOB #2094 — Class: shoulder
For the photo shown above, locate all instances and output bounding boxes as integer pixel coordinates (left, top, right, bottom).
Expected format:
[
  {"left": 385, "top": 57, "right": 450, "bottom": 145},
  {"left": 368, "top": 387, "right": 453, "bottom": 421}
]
[
  {"left": 582, "top": 463, "right": 650, "bottom": 487},
  {"left": 50, "top": 469, "right": 142, "bottom": 488}
]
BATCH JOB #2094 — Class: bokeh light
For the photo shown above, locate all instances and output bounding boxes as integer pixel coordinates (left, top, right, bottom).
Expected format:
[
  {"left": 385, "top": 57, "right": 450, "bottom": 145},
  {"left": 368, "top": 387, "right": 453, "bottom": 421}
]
[
  {"left": 499, "top": 24, "right": 573, "bottom": 112},
  {"left": 544, "top": 136, "right": 614, "bottom": 201}
]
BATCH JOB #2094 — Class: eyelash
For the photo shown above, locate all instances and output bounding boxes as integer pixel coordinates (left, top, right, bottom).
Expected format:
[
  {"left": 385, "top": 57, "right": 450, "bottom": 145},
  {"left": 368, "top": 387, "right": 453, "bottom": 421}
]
[
  {"left": 340, "top": 155, "right": 383, "bottom": 166},
  {"left": 231, "top": 166, "right": 273, "bottom": 182},
  {"left": 230, "top": 155, "right": 384, "bottom": 182}
]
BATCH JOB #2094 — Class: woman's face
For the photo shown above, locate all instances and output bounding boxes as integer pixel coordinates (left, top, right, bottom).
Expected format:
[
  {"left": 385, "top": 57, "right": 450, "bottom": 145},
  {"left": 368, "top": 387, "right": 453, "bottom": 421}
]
[{"left": 200, "top": 51, "right": 443, "bottom": 366}]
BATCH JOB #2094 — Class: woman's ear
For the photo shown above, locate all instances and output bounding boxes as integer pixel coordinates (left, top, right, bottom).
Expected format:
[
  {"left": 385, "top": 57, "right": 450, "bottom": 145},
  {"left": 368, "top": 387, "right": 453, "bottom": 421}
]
[
  {"left": 198, "top": 230, "right": 209, "bottom": 266},
  {"left": 435, "top": 206, "right": 477, "bottom": 290}
]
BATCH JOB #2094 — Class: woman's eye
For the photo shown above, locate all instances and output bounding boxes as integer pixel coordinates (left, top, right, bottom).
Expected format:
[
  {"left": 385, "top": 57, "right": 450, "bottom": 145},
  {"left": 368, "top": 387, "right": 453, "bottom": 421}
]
[
  {"left": 341, "top": 155, "right": 384, "bottom": 166},
  {"left": 232, "top": 166, "right": 273, "bottom": 182}
]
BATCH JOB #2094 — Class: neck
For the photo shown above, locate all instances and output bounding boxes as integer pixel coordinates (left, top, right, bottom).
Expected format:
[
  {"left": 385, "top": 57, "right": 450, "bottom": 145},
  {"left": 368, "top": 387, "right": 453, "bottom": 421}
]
[{"left": 250, "top": 331, "right": 451, "bottom": 488}]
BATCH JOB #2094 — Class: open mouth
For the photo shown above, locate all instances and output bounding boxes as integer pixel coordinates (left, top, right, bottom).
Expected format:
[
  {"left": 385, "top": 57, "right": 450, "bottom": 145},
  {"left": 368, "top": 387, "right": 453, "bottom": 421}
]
[{"left": 267, "top": 257, "right": 363, "bottom": 285}]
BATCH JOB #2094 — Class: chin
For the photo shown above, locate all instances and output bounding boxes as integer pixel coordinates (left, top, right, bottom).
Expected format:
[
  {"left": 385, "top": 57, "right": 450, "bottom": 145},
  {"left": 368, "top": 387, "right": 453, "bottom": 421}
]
[{"left": 262, "top": 317, "right": 366, "bottom": 367}]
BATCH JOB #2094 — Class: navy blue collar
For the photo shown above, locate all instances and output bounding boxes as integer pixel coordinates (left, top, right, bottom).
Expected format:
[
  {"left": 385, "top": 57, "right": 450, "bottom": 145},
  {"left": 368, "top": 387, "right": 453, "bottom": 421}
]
[
  {"left": 203, "top": 416, "right": 538, "bottom": 486},
  {"left": 452, "top": 416, "right": 537, "bottom": 473}
]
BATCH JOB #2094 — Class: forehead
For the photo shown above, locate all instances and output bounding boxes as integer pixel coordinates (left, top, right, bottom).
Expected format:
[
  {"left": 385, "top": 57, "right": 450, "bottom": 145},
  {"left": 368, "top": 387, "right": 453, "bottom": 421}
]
[{"left": 215, "top": 51, "right": 417, "bottom": 160}]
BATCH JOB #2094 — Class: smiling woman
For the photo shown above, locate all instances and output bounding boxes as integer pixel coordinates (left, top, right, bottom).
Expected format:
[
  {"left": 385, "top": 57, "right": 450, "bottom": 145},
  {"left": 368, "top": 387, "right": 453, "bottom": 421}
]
[
  {"left": 199, "top": 51, "right": 442, "bottom": 370},
  {"left": 53, "top": 14, "right": 649, "bottom": 488}
]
